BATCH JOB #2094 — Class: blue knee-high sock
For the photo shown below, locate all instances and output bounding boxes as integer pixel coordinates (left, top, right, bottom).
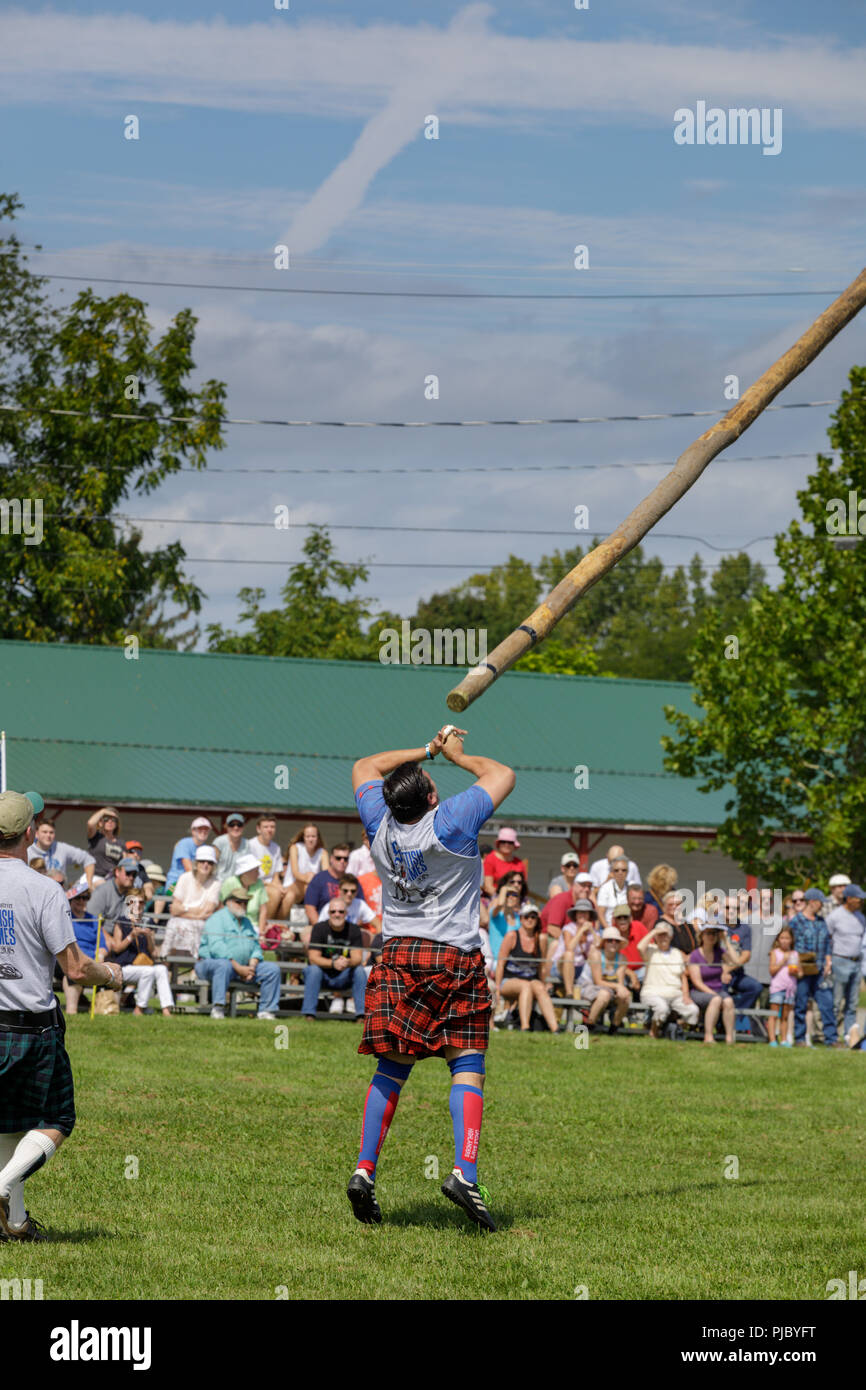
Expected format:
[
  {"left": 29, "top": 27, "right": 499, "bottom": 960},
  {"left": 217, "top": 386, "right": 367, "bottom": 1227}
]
[
  {"left": 356, "top": 1060, "right": 413, "bottom": 1176},
  {"left": 449, "top": 1083, "right": 484, "bottom": 1184}
]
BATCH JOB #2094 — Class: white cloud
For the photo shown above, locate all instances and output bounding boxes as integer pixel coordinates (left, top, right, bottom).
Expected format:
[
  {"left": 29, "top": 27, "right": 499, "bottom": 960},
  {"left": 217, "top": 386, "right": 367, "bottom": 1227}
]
[{"left": 1, "top": 8, "right": 864, "bottom": 131}]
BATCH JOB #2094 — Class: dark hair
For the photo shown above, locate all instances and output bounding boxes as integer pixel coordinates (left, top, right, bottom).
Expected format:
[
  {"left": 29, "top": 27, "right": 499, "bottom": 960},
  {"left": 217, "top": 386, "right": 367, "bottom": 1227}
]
[
  {"left": 383, "top": 762, "right": 432, "bottom": 823},
  {"left": 339, "top": 873, "right": 360, "bottom": 890},
  {"left": 256, "top": 812, "right": 277, "bottom": 826}
]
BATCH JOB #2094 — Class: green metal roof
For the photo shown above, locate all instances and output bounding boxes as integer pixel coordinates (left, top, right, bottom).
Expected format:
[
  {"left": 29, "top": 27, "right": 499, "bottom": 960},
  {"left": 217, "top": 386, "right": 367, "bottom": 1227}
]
[{"left": 0, "top": 640, "right": 728, "bottom": 827}]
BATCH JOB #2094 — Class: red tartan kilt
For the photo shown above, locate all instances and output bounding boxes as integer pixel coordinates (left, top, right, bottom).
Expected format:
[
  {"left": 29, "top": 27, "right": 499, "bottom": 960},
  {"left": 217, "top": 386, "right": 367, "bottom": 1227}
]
[{"left": 359, "top": 936, "right": 491, "bottom": 1058}]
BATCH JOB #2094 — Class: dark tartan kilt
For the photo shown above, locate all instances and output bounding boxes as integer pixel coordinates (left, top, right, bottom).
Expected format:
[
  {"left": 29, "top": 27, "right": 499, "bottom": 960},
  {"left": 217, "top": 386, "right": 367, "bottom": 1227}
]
[
  {"left": 0, "top": 1011, "right": 76, "bottom": 1135},
  {"left": 359, "top": 936, "right": 491, "bottom": 1059}
]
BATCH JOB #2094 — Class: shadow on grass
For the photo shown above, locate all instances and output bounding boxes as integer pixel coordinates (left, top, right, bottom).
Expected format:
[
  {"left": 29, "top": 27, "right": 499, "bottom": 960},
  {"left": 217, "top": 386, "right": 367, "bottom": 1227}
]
[
  {"left": 375, "top": 1201, "right": 514, "bottom": 1233},
  {"left": 40, "top": 1226, "right": 116, "bottom": 1244}
]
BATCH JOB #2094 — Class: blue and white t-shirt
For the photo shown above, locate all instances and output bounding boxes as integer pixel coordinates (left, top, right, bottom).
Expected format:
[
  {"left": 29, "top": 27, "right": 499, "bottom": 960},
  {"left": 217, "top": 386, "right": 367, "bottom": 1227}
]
[
  {"left": 355, "top": 781, "right": 494, "bottom": 952},
  {"left": 0, "top": 858, "right": 77, "bottom": 1012}
]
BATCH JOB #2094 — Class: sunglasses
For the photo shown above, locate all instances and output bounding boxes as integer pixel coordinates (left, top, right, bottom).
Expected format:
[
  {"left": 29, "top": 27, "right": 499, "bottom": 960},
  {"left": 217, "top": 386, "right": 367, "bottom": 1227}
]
[{"left": 332, "top": 854, "right": 349, "bottom": 861}]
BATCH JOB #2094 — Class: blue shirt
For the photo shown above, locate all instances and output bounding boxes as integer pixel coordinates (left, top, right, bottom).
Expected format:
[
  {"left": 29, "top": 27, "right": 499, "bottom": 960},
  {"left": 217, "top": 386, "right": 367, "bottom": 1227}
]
[
  {"left": 488, "top": 910, "right": 516, "bottom": 963},
  {"left": 726, "top": 922, "right": 752, "bottom": 982},
  {"left": 197, "top": 906, "right": 263, "bottom": 965},
  {"left": 167, "top": 836, "right": 196, "bottom": 888},
  {"left": 790, "top": 911, "right": 831, "bottom": 964},
  {"left": 71, "top": 911, "right": 99, "bottom": 957}
]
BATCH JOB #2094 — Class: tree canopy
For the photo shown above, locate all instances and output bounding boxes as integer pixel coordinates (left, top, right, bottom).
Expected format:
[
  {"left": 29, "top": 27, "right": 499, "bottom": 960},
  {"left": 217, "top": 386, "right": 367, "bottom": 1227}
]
[
  {"left": 662, "top": 366, "right": 866, "bottom": 887},
  {"left": 0, "top": 192, "right": 227, "bottom": 647}
]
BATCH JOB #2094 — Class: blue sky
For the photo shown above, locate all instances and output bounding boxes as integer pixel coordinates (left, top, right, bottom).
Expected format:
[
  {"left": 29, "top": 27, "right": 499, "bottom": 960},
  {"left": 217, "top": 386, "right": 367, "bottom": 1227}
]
[{"left": 3, "top": 1, "right": 865, "bottom": 638}]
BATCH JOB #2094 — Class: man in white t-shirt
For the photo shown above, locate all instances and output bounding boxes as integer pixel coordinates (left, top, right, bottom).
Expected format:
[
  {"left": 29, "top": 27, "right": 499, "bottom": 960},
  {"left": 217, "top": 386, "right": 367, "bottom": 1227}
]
[
  {"left": 212, "top": 813, "right": 250, "bottom": 883},
  {"left": 596, "top": 858, "right": 632, "bottom": 926},
  {"left": 0, "top": 790, "right": 122, "bottom": 1241},
  {"left": 247, "top": 813, "right": 285, "bottom": 927},
  {"left": 589, "top": 844, "right": 641, "bottom": 891}
]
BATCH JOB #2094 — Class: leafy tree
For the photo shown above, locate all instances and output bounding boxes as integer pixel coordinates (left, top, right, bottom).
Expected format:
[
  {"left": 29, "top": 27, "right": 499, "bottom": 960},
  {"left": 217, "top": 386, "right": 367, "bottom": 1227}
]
[
  {"left": 662, "top": 366, "right": 866, "bottom": 887},
  {"left": 0, "top": 193, "right": 227, "bottom": 646},
  {"left": 207, "top": 526, "right": 380, "bottom": 659}
]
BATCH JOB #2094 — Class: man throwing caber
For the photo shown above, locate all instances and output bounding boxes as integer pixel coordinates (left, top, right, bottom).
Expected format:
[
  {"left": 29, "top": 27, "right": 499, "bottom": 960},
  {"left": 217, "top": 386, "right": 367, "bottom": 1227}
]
[
  {"left": 0, "top": 791, "right": 122, "bottom": 1240},
  {"left": 347, "top": 727, "right": 515, "bottom": 1232}
]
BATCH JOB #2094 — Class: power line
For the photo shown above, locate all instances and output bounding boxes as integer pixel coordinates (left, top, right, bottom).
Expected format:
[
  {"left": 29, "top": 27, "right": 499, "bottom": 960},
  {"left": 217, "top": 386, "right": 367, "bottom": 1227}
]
[
  {"left": 8, "top": 554, "right": 779, "bottom": 577},
  {"left": 40, "top": 271, "right": 847, "bottom": 303},
  {"left": 90, "top": 513, "right": 775, "bottom": 554},
  {"left": 0, "top": 450, "right": 828, "bottom": 476},
  {"left": 0, "top": 401, "right": 840, "bottom": 429}
]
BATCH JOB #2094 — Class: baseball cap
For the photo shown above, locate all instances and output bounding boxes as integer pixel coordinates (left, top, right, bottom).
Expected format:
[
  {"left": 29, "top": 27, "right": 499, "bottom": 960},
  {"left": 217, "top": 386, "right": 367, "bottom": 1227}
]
[
  {"left": 520, "top": 903, "right": 540, "bottom": 918},
  {"left": 224, "top": 884, "right": 251, "bottom": 902},
  {"left": 67, "top": 875, "right": 91, "bottom": 900},
  {"left": 191, "top": 816, "right": 213, "bottom": 831},
  {"left": 804, "top": 887, "right": 826, "bottom": 902},
  {"left": 225, "top": 813, "right": 245, "bottom": 826},
  {"left": 496, "top": 828, "right": 520, "bottom": 847},
  {"left": 611, "top": 903, "right": 632, "bottom": 920},
  {"left": 561, "top": 852, "right": 579, "bottom": 866},
  {"left": 144, "top": 861, "right": 166, "bottom": 882},
  {"left": 118, "top": 857, "right": 140, "bottom": 872},
  {"left": 828, "top": 874, "right": 851, "bottom": 888},
  {"left": 602, "top": 925, "right": 624, "bottom": 941},
  {"left": 576, "top": 871, "right": 593, "bottom": 883},
  {"left": 195, "top": 845, "right": 218, "bottom": 863},
  {"left": 567, "top": 898, "right": 596, "bottom": 916},
  {"left": 125, "top": 840, "right": 143, "bottom": 851},
  {"left": 843, "top": 884, "right": 864, "bottom": 900},
  {"left": 234, "top": 853, "right": 261, "bottom": 877},
  {"left": 0, "top": 790, "right": 44, "bottom": 838}
]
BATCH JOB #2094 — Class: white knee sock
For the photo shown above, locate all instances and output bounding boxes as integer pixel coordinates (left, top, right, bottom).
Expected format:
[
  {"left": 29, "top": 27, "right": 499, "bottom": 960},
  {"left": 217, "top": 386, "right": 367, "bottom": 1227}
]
[{"left": 0, "top": 1130, "right": 57, "bottom": 1198}]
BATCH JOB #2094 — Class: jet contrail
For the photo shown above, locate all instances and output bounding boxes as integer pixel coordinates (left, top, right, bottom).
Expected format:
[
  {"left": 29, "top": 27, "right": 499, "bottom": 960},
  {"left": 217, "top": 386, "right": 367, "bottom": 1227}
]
[{"left": 285, "top": 4, "right": 492, "bottom": 256}]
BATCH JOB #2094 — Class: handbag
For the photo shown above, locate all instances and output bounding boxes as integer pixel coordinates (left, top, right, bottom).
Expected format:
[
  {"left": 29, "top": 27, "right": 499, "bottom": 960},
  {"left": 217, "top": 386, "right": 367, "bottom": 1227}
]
[
  {"left": 93, "top": 988, "right": 119, "bottom": 1016},
  {"left": 133, "top": 952, "right": 154, "bottom": 967},
  {"left": 798, "top": 950, "right": 819, "bottom": 977}
]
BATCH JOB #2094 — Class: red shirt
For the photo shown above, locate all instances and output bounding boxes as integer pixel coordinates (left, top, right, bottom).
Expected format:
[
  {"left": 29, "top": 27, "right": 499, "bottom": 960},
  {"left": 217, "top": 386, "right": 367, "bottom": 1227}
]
[
  {"left": 483, "top": 851, "right": 528, "bottom": 889},
  {"left": 540, "top": 889, "right": 576, "bottom": 933},
  {"left": 622, "top": 907, "right": 659, "bottom": 965}
]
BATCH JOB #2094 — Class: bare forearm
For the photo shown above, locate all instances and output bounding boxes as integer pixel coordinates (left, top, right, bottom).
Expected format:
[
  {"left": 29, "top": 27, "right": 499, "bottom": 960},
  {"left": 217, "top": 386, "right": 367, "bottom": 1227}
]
[{"left": 355, "top": 747, "right": 428, "bottom": 780}]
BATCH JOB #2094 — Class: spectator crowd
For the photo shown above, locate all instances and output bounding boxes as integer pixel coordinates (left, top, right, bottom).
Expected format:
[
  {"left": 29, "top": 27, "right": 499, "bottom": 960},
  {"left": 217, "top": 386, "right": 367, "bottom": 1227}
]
[{"left": 25, "top": 810, "right": 866, "bottom": 1049}]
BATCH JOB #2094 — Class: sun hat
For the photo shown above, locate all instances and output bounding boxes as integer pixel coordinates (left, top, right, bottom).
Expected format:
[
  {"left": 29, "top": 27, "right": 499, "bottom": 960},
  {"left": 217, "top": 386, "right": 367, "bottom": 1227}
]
[
  {"left": 601, "top": 925, "right": 624, "bottom": 942},
  {"left": 828, "top": 874, "right": 851, "bottom": 888},
  {"left": 567, "top": 898, "right": 596, "bottom": 917},
  {"left": 195, "top": 845, "right": 218, "bottom": 863},
  {"left": 144, "top": 861, "right": 166, "bottom": 883},
  {"left": 234, "top": 853, "right": 261, "bottom": 877},
  {"left": 496, "top": 828, "right": 520, "bottom": 847}
]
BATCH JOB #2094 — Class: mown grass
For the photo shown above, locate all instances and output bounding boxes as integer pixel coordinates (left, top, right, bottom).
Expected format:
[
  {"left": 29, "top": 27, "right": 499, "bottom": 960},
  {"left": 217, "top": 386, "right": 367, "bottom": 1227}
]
[{"left": 1, "top": 1014, "right": 863, "bottom": 1300}]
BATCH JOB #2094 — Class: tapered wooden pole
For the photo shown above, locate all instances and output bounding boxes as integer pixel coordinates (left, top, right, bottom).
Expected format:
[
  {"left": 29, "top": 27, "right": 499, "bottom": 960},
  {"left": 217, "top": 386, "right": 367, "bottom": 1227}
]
[{"left": 447, "top": 267, "right": 866, "bottom": 713}]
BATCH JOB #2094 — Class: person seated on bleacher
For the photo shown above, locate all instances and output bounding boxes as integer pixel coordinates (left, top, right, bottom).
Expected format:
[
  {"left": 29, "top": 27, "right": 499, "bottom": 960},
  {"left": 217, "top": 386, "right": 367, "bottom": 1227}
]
[
  {"left": 494, "top": 903, "right": 561, "bottom": 1033},
  {"left": 318, "top": 874, "right": 382, "bottom": 946},
  {"left": 547, "top": 899, "right": 598, "bottom": 999},
  {"left": 547, "top": 852, "right": 580, "bottom": 899},
  {"left": 142, "top": 861, "right": 168, "bottom": 921},
  {"left": 302, "top": 900, "right": 366, "bottom": 1020},
  {"left": 161, "top": 846, "right": 220, "bottom": 958},
  {"left": 578, "top": 925, "right": 634, "bottom": 1032},
  {"left": 638, "top": 920, "right": 699, "bottom": 1037},
  {"left": 687, "top": 917, "right": 737, "bottom": 1045},
  {"left": 103, "top": 889, "right": 174, "bottom": 1017},
  {"left": 62, "top": 876, "right": 99, "bottom": 1015},
  {"left": 195, "top": 885, "right": 281, "bottom": 1021}
]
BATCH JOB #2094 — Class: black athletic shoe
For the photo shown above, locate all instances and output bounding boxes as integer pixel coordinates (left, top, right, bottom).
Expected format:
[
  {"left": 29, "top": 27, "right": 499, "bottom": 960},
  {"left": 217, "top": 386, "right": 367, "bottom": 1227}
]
[
  {"left": 347, "top": 1170, "right": 382, "bottom": 1224},
  {"left": 0, "top": 1196, "right": 47, "bottom": 1242},
  {"left": 440, "top": 1170, "right": 497, "bottom": 1232}
]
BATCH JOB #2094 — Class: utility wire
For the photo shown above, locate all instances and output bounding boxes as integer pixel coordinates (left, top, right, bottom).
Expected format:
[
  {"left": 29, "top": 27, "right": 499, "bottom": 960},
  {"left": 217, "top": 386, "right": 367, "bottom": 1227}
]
[
  {"left": 38, "top": 272, "right": 847, "bottom": 303},
  {"left": 0, "top": 401, "right": 839, "bottom": 429}
]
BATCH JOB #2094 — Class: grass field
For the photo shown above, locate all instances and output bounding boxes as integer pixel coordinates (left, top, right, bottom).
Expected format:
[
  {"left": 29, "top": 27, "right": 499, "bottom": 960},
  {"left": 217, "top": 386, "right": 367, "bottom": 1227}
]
[{"left": 1, "top": 1014, "right": 863, "bottom": 1301}]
